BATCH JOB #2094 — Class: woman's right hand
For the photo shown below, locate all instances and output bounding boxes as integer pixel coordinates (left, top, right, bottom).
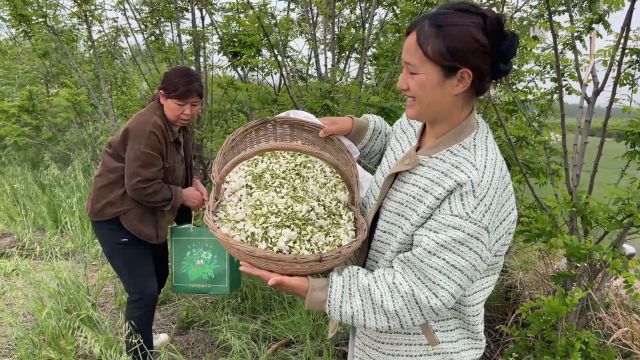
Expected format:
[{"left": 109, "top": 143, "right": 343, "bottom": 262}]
[
  {"left": 182, "top": 187, "right": 206, "bottom": 210},
  {"left": 318, "top": 116, "right": 353, "bottom": 137}
]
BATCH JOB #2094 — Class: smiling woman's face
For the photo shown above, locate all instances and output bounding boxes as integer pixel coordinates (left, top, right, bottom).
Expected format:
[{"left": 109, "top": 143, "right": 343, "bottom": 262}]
[
  {"left": 396, "top": 31, "right": 460, "bottom": 122},
  {"left": 159, "top": 91, "right": 202, "bottom": 127}
]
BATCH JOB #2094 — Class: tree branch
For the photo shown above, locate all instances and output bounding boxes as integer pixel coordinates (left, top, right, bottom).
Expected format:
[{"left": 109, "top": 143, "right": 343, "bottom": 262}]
[
  {"left": 301, "top": 0, "right": 323, "bottom": 81},
  {"left": 355, "top": 0, "right": 378, "bottom": 99},
  {"left": 330, "top": 0, "right": 337, "bottom": 80},
  {"left": 597, "top": 0, "right": 636, "bottom": 94},
  {"left": 251, "top": 3, "right": 300, "bottom": 109},
  {"left": 77, "top": 1, "right": 117, "bottom": 128},
  {"left": 264, "top": 6, "right": 295, "bottom": 96},
  {"left": 611, "top": 223, "right": 633, "bottom": 250},
  {"left": 205, "top": 9, "right": 246, "bottom": 82},
  {"left": 172, "top": 0, "right": 185, "bottom": 64},
  {"left": 595, "top": 230, "right": 610, "bottom": 245},
  {"left": 614, "top": 159, "right": 632, "bottom": 187},
  {"left": 189, "top": 0, "right": 200, "bottom": 74},
  {"left": 199, "top": 7, "right": 207, "bottom": 124},
  {"left": 488, "top": 94, "right": 549, "bottom": 213},
  {"left": 95, "top": 17, "right": 146, "bottom": 99},
  {"left": 504, "top": 81, "right": 563, "bottom": 206},
  {"left": 543, "top": 0, "right": 573, "bottom": 198},
  {"left": 595, "top": 211, "right": 636, "bottom": 245},
  {"left": 125, "top": 0, "right": 161, "bottom": 75},
  {"left": 573, "top": 96, "right": 596, "bottom": 196},
  {"left": 588, "top": 0, "right": 636, "bottom": 196},
  {"left": 563, "top": 0, "right": 584, "bottom": 88},
  {"left": 121, "top": 1, "right": 155, "bottom": 81},
  {"left": 571, "top": 32, "right": 597, "bottom": 198},
  {"left": 43, "top": 19, "right": 108, "bottom": 123},
  {"left": 590, "top": 60, "right": 601, "bottom": 90}
]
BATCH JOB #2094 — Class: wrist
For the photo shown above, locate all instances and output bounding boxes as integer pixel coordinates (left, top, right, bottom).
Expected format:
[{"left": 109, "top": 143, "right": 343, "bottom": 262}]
[
  {"left": 345, "top": 115, "right": 356, "bottom": 134},
  {"left": 296, "top": 277, "right": 311, "bottom": 299},
  {"left": 178, "top": 187, "right": 186, "bottom": 205}
]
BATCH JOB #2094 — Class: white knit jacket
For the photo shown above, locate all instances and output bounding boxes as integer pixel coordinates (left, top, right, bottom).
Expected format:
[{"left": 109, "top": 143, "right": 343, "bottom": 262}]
[{"left": 305, "top": 111, "right": 517, "bottom": 359}]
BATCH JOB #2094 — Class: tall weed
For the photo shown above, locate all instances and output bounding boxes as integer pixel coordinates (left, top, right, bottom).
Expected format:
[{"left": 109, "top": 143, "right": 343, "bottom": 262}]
[
  {"left": 7, "top": 261, "right": 128, "bottom": 359},
  {"left": 0, "top": 159, "right": 97, "bottom": 259}
]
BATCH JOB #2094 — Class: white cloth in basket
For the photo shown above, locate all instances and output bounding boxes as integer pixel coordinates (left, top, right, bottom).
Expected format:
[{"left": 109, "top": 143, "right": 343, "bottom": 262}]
[{"left": 277, "top": 110, "right": 373, "bottom": 200}]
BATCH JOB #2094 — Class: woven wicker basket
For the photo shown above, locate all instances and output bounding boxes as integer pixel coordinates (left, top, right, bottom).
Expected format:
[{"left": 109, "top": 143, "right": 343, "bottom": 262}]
[{"left": 204, "top": 116, "right": 368, "bottom": 276}]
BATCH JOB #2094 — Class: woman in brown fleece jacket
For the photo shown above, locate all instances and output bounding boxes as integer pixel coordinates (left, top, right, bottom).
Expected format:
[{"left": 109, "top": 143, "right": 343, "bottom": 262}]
[{"left": 86, "top": 66, "right": 207, "bottom": 359}]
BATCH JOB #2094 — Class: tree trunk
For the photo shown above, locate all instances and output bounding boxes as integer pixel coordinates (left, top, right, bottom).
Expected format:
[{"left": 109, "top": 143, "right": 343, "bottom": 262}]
[
  {"left": 330, "top": 0, "right": 337, "bottom": 81},
  {"left": 173, "top": 0, "right": 185, "bottom": 64},
  {"left": 355, "top": 0, "right": 378, "bottom": 100},
  {"left": 122, "top": 2, "right": 155, "bottom": 80},
  {"left": 543, "top": 0, "right": 577, "bottom": 237},
  {"left": 189, "top": 0, "right": 201, "bottom": 74},
  {"left": 252, "top": 4, "right": 300, "bottom": 109},
  {"left": 302, "top": 0, "right": 324, "bottom": 81},
  {"left": 95, "top": 20, "right": 146, "bottom": 100},
  {"left": 125, "top": 0, "right": 161, "bottom": 75},
  {"left": 588, "top": 0, "right": 636, "bottom": 196},
  {"left": 79, "top": 4, "right": 117, "bottom": 127}
]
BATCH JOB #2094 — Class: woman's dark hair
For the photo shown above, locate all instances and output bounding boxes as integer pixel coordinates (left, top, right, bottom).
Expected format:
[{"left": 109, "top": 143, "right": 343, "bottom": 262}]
[
  {"left": 149, "top": 66, "right": 203, "bottom": 103},
  {"left": 406, "top": 1, "right": 519, "bottom": 96}
]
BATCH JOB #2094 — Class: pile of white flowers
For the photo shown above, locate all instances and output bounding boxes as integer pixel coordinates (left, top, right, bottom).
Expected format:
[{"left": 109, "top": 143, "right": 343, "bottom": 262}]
[{"left": 214, "top": 151, "right": 356, "bottom": 255}]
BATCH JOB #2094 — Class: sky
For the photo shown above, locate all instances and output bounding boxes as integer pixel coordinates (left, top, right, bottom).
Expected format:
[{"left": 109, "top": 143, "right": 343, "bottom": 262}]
[{"left": 563, "top": 6, "right": 640, "bottom": 106}]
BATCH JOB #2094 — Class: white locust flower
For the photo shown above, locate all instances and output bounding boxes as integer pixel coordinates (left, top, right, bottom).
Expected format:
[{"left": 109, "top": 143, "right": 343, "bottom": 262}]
[{"left": 214, "top": 151, "right": 356, "bottom": 255}]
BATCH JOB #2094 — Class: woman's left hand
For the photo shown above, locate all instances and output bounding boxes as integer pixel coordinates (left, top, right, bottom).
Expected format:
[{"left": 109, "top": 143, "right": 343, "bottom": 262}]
[{"left": 239, "top": 261, "right": 309, "bottom": 299}]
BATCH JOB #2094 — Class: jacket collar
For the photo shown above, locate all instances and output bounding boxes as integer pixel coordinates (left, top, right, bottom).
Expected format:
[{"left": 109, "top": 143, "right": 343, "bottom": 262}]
[
  {"left": 153, "top": 100, "right": 181, "bottom": 142},
  {"left": 388, "top": 110, "right": 478, "bottom": 174},
  {"left": 416, "top": 109, "right": 477, "bottom": 156}
]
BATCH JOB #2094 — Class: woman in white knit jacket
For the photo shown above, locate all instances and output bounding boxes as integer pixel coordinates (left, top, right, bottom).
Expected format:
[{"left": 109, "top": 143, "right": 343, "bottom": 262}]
[{"left": 240, "top": 2, "right": 519, "bottom": 359}]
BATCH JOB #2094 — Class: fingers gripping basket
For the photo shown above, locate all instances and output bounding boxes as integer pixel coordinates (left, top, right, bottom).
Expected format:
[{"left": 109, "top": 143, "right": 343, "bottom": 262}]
[{"left": 204, "top": 116, "right": 368, "bottom": 276}]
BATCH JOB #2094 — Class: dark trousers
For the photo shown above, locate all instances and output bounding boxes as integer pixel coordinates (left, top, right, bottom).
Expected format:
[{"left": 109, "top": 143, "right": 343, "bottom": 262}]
[{"left": 91, "top": 218, "right": 169, "bottom": 360}]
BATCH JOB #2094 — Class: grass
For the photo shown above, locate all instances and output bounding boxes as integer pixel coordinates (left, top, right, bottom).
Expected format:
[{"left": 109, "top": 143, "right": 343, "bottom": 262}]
[
  {"left": 546, "top": 117, "right": 632, "bottom": 139},
  {"left": 567, "top": 136, "right": 632, "bottom": 197},
  {"left": 0, "top": 258, "right": 345, "bottom": 359},
  {"left": 532, "top": 129, "right": 639, "bottom": 248},
  {"left": 543, "top": 116, "right": 634, "bottom": 196},
  {"left": 1, "top": 260, "right": 129, "bottom": 360},
  {"left": 0, "top": 159, "right": 97, "bottom": 259},
  {"left": 533, "top": 134, "right": 633, "bottom": 199},
  {"left": 0, "top": 160, "right": 347, "bottom": 359}
]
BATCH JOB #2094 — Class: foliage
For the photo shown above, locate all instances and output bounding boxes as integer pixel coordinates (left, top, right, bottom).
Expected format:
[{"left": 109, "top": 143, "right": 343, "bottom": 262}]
[
  {"left": 0, "top": 0, "right": 638, "bottom": 358},
  {"left": 486, "top": 0, "right": 640, "bottom": 357},
  {"left": 502, "top": 288, "right": 618, "bottom": 360}
]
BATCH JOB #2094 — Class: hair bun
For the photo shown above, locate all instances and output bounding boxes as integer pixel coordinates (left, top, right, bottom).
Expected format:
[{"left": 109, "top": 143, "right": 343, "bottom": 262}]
[{"left": 484, "top": 12, "right": 519, "bottom": 80}]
